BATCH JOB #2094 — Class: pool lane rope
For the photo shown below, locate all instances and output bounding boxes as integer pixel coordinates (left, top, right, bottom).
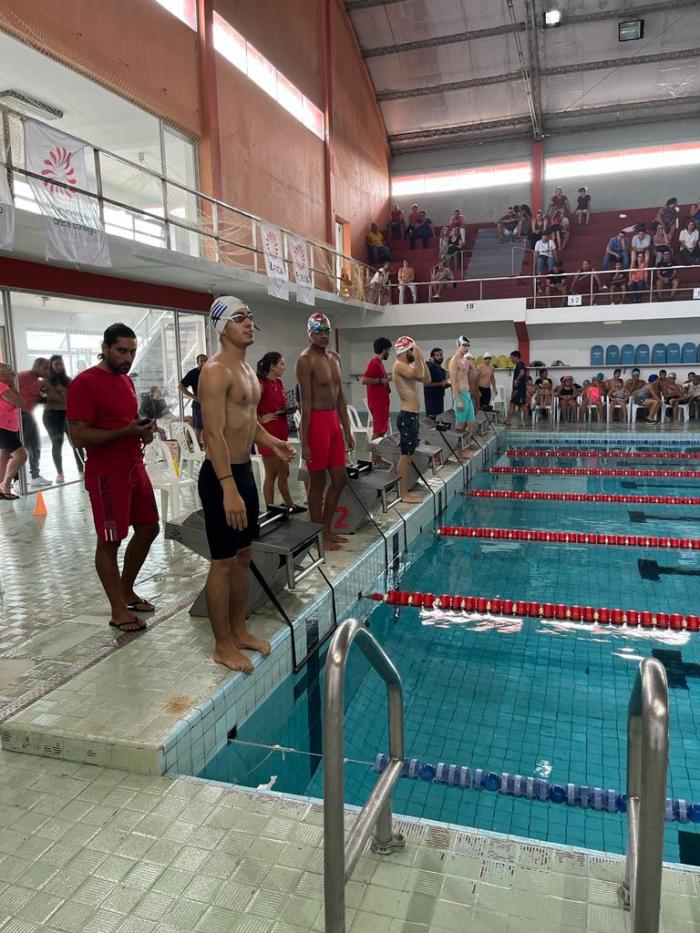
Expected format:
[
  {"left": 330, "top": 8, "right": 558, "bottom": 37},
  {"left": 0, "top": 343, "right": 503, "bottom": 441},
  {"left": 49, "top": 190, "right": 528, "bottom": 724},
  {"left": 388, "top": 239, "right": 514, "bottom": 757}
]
[
  {"left": 437, "top": 524, "right": 700, "bottom": 550},
  {"left": 469, "top": 489, "right": 700, "bottom": 505},
  {"left": 506, "top": 448, "right": 700, "bottom": 461},
  {"left": 491, "top": 465, "right": 700, "bottom": 478},
  {"left": 373, "top": 754, "right": 700, "bottom": 824},
  {"left": 367, "top": 590, "right": 700, "bottom": 631}
]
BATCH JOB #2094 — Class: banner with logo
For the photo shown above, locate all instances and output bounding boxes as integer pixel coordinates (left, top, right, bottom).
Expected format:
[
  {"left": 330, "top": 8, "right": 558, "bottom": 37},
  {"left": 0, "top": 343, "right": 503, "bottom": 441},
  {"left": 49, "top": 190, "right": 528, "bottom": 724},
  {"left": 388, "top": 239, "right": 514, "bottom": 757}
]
[
  {"left": 0, "top": 164, "right": 14, "bottom": 252},
  {"left": 260, "top": 222, "right": 289, "bottom": 301},
  {"left": 288, "top": 235, "right": 315, "bottom": 306},
  {"left": 24, "top": 120, "right": 111, "bottom": 267}
]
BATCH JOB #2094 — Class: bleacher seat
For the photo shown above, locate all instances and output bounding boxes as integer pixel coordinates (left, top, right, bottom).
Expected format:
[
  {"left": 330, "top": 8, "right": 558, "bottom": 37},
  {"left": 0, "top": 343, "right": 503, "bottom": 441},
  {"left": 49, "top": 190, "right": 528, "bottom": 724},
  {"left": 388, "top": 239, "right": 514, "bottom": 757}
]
[
  {"left": 666, "top": 343, "right": 681, "bottom": 365},
  {"left": 621, "top": 344, "right": 635, "bottom": 366},
  {"left": 590, "top": 345, "right": 604, "bottom": 366},
  {"left": 636, "top": 344, "right": 650, "bottom": 365},
  {"left": 605, "top": 345, "right": 620, "bottom": 366},
  {"left": 682, "top": 342, "right": 696, "bottom": 364},
  {"left": 651, "top": 343, "right": 667, "bottom": 365}
]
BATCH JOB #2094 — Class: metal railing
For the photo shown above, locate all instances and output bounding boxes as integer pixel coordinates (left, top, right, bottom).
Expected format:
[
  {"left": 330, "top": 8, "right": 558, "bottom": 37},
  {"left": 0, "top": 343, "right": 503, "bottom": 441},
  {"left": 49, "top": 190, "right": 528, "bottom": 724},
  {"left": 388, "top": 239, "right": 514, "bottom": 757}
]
[
  {"left": 323, "top": 618, "right": 405, "bottom": 933},
  {"left": 0, "top": 105, "right": 375, "bottom": 304},
  {"left": 620, "top": 657, "right": 669, "bottom": 933}
]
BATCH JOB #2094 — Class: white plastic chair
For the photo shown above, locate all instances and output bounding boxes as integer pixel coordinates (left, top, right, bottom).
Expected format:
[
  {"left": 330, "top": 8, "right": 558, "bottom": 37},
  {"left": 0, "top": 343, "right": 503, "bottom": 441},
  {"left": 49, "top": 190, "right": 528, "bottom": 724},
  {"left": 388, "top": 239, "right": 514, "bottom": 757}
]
[
  {"left": 532, "top": 394, "right": 557, "bottom": 425},
  {"left": 169, "top": 421, "right": 204, "bottom": 477},
  {"left": 662, "top": 395, "right": 689, "bottom": 424},
  {"left": 607, "top": 398, "right": 628, "bottom": 423},
  {"left": 362, "top": 400, "right": 375, "bottom": 434},
  {"left": 347, "top": 405, "right": 371, "bottom": 444},
  {"left": 144, "top": 437, "right": 195, "bottom": 525}
]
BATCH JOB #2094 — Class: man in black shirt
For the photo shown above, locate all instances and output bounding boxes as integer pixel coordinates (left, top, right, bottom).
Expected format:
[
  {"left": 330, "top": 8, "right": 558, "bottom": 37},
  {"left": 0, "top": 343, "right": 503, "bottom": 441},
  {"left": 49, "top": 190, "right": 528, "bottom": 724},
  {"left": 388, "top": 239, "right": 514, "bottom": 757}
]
[
  {"left": 424, "top": 348, "right": 449, "bottom": 418},
  {"left": 178, "top": 353, "right": 208, "bottom": 443}
]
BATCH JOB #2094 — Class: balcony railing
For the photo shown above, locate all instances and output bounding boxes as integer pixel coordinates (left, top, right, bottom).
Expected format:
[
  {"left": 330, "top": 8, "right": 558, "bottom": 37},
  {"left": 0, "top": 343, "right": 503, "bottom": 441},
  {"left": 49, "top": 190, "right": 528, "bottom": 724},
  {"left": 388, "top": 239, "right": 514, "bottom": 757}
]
[{"left": 0, "top": 105, "right": 375, "bottom": 304}]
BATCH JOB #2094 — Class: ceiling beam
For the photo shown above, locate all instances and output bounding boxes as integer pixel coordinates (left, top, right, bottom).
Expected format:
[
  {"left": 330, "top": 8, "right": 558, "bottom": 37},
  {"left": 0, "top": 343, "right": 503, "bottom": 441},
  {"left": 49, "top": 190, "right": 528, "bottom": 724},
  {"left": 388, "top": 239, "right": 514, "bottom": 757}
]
[
  {"left": 522, "top": 0, "right": 543, "bottom": 140},
  {"left": 358, "top": 0, "right": 697, "bottom": 58},
  {"left": 376, "top": 46, "right": 700, "bottom": 100}
]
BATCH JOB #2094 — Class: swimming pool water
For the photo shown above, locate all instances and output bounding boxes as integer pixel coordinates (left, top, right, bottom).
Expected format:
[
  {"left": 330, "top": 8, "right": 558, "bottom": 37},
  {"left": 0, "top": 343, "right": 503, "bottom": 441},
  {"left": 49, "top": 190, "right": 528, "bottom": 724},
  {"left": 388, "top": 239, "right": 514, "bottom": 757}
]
[{"left": 201, "top": 434, "right": 700, "bottom": 863}]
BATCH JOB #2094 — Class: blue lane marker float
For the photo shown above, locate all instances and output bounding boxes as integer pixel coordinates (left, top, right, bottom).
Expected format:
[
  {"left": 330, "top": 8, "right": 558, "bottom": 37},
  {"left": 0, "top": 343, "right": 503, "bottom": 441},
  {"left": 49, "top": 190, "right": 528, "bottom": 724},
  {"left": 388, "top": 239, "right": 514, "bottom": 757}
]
[{"left": 373, "top": 754, "right": 700, "bottom": 824}]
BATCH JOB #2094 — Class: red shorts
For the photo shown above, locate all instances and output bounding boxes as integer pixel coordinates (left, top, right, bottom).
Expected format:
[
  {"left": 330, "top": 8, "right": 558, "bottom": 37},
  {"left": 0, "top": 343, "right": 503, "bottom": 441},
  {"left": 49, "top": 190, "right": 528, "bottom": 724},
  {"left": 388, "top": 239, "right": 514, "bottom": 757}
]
[
  {"left": 86, "top": 462, "right": 159, "bottom": 542},
  {"left": 369, "top": 403, "right": 389, "bottom": 437},
  {"left": 306, "top": 409, "right": 346, "bottom": 472}
]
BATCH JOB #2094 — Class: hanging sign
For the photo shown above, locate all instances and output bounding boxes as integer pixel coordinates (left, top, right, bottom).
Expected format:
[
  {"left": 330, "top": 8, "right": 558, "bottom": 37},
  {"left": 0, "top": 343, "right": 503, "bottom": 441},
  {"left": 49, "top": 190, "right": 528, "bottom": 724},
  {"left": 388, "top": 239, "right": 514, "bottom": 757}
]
[
  {"left": 260, "top": 222, "right": 289, "bottom": 300},
  {"left": 288, "top": 235, "right": 315, "bottom": 306},
  {"left": 0, "top": 164, "right": 14, "bottom": 252}
]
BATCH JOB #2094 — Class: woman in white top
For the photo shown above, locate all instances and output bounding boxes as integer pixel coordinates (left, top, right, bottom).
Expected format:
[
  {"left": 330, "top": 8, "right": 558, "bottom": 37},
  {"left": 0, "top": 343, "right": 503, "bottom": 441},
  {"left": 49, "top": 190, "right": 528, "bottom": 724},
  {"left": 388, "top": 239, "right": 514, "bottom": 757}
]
[{"left": 679, "top": 221, "right": 699, "bottom": 265}]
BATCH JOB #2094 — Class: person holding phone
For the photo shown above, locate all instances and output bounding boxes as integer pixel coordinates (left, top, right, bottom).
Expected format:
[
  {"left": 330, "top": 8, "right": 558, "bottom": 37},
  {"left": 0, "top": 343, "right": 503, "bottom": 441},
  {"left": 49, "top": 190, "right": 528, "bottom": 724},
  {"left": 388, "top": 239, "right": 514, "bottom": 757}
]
[
  {"left": 256, "top": 352, "right": 305, "bottom": 513},
  {"left": 67, "top": 323, "right": 160, "bottom": 633}
]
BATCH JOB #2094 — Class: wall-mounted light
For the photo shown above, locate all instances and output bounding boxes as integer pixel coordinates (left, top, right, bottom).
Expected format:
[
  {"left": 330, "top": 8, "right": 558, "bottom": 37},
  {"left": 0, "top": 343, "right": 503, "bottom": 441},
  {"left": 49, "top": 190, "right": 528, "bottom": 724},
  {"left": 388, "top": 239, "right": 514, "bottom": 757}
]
[
  {"left": 619, "top": 19, "right": 644, "bottom": 41},
  {"left": 543, "top": 9, "right": 562, "bottom": 28}
]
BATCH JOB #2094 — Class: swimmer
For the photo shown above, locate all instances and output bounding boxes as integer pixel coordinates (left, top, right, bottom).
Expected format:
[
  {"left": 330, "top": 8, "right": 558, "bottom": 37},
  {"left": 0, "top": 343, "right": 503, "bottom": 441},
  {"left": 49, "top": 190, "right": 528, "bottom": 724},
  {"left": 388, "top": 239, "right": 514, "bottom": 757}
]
[
  {"left": 296, "top": 313, "right": 355, "bottom": 550},
  {"left": 392, "top": 336, "right": 430, "bottom": 503},
  {"left": 608, "top": 378, "right": 629, "bottom": 422},
  {"left": 534, "top": 367, "right": 553, "bottom": 410},
  {"left": 198, "top": 297, "right": 296, "bottom": 672},
  {"left": 583, "top": 377, "right": 605, "bottom": 420},
  {"left": 555, "top": 375, "right": 579, "bottom": 423},
  {"left": 449, "top": 336, "right": 477, "bottom": 435},
  {"left": 476, "top": 352, "right": 496, "bottom": 411}
]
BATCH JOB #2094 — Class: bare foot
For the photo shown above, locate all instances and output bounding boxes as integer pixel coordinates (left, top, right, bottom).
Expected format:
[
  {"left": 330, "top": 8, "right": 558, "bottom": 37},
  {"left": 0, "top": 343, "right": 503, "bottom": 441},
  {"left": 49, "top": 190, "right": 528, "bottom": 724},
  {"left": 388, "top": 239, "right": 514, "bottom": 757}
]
[
  {"left": 401, "top": 494, "right": 422, "bottom": 504},
  {"left": 234, "top": 632, "right": 271, "bottom": 657},
  {"left": 328, "top": 532, "right": 345, "bottom": 544},
  {"left": 323, "top": 534, "right": 343, "bottom": 551},
  {"left": 213, "top": 645, "right": 254, "bottom": 674}
]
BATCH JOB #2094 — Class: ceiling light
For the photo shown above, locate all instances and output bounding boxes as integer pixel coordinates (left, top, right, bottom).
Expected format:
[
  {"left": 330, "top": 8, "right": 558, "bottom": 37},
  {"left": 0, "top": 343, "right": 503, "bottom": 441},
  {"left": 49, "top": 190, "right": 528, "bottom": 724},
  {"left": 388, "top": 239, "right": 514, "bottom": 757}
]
[
  {"left": 0, "top": 90, "right": 63, "bottom": 121},
  {"left": 543, "top": 9, "right": 562, "bottom": 28},
  {"left": 604, "top": 321, "right": 623, "bottom": 326},
  {"left": 619, "top": 19, "right": 644, "bottom": 41}
]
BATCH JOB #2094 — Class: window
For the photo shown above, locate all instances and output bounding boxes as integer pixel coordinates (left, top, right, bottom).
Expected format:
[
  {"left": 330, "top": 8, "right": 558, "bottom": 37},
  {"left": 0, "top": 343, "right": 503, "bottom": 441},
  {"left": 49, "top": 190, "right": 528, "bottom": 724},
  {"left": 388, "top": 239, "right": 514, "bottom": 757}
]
[
  {"left": 391, "top": 163, "right": 532, "bottom": 197},
  {"left": 152, "top": 0, "right": 197, "bottom": 30},
  {"left": 213, "top": 13, "right": 325, "bottom": 140},
  {"left": 545, "top": 142, "right": 700, "bottom": 180}
]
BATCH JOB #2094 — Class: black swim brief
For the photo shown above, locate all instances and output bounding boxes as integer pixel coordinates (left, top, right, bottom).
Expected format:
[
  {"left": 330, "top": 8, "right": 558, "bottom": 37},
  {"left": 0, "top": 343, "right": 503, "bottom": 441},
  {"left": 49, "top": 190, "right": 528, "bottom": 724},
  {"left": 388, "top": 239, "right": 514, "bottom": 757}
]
[
  {"left": 397, "top": 410, "right": 420, "bottom": 456},
  {"left": 198, "top": 459, "right": 260, "bottom": 560},
  {"left": 478, "top": 387, "right": 492, "bottom": 409}
]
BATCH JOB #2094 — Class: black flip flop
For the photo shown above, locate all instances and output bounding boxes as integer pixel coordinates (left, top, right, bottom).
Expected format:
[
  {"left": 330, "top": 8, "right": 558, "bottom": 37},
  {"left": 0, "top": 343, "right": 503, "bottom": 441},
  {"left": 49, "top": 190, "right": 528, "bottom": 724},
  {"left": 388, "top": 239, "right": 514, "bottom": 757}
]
[
  {"left": 127, "top": 599, "right": 156, "bottom": 612},
  {"left": 0, "top": 492, "right": 18, "bottom": 500},
  {"left": 109, "top": 619, "right": 148, "bottom": 633}
]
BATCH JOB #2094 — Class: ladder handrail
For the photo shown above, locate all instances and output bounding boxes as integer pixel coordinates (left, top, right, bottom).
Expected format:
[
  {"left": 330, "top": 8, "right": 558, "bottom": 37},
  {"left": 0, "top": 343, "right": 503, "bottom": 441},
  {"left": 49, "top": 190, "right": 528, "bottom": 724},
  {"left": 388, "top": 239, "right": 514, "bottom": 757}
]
[
  {"left": 323, "top": 618, "right": 405, "bottom": 933},
  {"left": 621, "top": 657, "right": 669, "bottom": 933}
]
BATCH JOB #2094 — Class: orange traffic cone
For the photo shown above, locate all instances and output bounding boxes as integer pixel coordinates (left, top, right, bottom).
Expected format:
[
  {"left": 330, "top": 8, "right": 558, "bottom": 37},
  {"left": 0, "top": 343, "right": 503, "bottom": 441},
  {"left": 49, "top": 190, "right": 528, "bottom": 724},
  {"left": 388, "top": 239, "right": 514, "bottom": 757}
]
[{"left": 32, "top": 492, "right": 47, "bottom": 517}]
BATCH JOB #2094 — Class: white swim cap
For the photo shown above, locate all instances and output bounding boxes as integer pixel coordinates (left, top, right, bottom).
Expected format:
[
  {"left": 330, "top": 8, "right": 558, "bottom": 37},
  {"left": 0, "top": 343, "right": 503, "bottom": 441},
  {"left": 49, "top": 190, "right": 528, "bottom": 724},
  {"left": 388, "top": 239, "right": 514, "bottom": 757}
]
[{"left": 210, "top": 296, "right": 249, "bottom": 334}]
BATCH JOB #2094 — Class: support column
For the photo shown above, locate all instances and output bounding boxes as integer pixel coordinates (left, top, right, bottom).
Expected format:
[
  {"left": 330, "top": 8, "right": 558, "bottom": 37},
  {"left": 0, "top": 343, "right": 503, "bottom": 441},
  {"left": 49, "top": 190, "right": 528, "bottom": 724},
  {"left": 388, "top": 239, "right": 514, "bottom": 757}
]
[
  {"left": 514, "top": 321, "right": 530, "bottom": 365},
  {"left": 322, "top": 0, "right": 335, "bottom": 245},
  {"left": 531, "top": 139, "right": 544, "bottom": 214},
  {"left": 197, "top": 0, "right": 223, "bottom": 202}
]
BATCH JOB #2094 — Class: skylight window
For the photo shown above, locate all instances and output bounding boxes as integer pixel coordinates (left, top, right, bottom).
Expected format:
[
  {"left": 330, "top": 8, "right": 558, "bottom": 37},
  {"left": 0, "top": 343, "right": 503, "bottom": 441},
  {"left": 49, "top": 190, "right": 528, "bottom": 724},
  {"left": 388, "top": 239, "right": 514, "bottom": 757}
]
[{"left": 152, "top": 0, "right": 196, "bottom": 30}]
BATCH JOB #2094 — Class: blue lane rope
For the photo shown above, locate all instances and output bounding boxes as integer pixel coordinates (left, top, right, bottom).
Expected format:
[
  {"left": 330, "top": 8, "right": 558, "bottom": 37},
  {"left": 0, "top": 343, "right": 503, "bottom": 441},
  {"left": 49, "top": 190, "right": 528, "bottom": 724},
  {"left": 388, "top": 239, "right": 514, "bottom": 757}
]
[{"left": 373, "top": 754, "right": 699, "bottom": 824}]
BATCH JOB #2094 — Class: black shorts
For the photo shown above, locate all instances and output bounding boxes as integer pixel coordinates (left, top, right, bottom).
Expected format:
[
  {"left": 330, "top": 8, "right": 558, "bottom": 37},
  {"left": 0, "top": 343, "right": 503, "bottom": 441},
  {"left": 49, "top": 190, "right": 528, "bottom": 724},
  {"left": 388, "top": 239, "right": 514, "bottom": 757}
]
[
  {"left": 198, "top": 459, "right": 260, "bottom": 560},
  {"left": 397, "top": 411, "right": 420, "bottom": 455},
  {"left": 510, "top": 385, "right": 527, "bottom": 406},
  {"left": 0, "top": 428, "right": 21, "bottom": 453},
  {"left": 479, "top": 387, "right": 492, "bottom": 409}
]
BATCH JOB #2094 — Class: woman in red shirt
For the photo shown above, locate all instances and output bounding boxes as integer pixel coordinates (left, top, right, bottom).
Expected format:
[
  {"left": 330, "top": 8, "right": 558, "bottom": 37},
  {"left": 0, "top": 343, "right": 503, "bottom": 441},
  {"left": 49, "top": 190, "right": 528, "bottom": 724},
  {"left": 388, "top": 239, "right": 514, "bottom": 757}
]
[
  {"left": 0, "top": 362, "right": 27, "bottom": 500},
  {"left": 256, "top": 353, "right": 305, "bottom": 513}
]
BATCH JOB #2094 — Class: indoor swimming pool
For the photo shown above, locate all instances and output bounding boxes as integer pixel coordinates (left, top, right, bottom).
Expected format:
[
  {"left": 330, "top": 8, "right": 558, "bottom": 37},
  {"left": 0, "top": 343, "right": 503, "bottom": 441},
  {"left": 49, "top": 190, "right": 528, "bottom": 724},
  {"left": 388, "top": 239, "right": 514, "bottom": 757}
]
[{"left": 202, "top": 433, "right": 700, "bottom": 864}]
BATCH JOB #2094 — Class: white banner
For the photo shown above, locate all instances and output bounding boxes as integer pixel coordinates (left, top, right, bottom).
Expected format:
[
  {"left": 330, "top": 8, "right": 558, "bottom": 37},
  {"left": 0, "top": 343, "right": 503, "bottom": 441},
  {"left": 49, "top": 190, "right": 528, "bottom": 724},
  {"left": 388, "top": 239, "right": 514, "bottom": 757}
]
[
  {"left": 260, "top": 222, "right": 289, "bottom": 301},
  {"left": 0, "top": 164, "right": 15, "bottom": 252},
  {"left": 24, "top": 120, "right": 111, "bottom": 267},
  {"left": 288, "top": 235, "right": 315, "bottom": 306}
]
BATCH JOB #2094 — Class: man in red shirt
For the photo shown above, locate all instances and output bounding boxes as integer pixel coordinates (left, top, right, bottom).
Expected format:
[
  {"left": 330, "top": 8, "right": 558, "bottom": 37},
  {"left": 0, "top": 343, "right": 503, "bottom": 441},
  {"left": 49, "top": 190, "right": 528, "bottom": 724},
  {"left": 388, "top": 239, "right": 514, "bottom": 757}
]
[
  {"left": 67, "top": 323, "right": 159, "bottom": 633},
  {"left": 18, "top": 358, "right": 50, "bottom": 486},
  {"left": 361, "top": 337, "right": 392, "bottom": 467}
]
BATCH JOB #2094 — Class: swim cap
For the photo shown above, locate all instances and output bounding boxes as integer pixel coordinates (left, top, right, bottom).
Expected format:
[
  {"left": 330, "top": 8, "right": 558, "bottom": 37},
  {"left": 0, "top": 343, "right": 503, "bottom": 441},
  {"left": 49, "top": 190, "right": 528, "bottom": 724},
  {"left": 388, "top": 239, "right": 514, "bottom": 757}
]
[
  {"left": 456, "top": 335, "right": 470, "bottom": 347},
  {"left": 394, "top": 336, "right": 415, "bottom": 355},
  {"left": 483, "top": 352, "right": 492, "bottom": 358},
  {"left": 466, "top": 352, "right": 474, "bottom": 360},
  {"left": 210, "top": 296, "right": 249, "bottom": 334},
  {"left": 307, "top": 312, "right": 331, "bottom": 334}
]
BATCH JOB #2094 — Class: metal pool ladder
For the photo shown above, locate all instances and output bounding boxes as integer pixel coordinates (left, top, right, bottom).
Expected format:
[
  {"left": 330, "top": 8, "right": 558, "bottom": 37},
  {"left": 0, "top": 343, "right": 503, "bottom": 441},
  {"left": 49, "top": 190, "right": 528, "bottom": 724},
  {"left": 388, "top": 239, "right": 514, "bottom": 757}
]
[
  {"left": 323, "top": 618, "right": 405, "bottom": 933},
  {"left": 620, "top": 657, "right": 669, "bottom": 933}
]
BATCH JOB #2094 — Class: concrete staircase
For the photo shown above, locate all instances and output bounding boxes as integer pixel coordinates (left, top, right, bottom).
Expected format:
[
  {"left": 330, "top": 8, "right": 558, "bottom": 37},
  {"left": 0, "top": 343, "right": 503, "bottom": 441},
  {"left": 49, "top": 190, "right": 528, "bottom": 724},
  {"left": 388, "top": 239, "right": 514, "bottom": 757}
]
[{"left": 468, "top": 227, "right": 525, "bottom": 280}]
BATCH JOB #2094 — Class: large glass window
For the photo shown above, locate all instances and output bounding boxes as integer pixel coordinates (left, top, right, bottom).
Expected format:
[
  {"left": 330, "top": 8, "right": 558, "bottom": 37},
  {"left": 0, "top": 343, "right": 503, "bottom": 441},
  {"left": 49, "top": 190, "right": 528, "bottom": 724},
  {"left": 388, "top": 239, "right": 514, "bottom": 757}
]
[{"left": 152, "top": 0, "right": 197, "bottom": 30}]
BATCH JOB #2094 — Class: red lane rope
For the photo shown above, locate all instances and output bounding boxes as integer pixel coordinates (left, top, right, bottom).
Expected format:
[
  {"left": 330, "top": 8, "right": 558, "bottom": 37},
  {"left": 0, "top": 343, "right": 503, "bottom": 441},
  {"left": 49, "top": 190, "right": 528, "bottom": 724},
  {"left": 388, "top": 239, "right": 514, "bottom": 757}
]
[
  {"left": 470, "top": 489, "right": 700, "bottom": 506},
  {"left": 369, "top": 590, "right": 700, "bottom": 632},
  {"left": 438, "top": 525, "right": 700, "bottom": 550},
  {"left": 506, "top": 448, "right": 700, "bottom": 461},
  {"left": 491, "top": 466, "right": 700, "bottom": 478}
]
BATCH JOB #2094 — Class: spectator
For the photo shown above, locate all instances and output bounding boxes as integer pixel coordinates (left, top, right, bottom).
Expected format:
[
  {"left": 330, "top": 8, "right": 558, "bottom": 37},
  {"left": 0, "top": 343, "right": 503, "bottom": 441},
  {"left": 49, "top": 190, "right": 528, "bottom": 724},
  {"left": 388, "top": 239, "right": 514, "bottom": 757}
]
[
  {"left": 0, "top": 361, "right": 27, "bottom": 500},
  {"left": 575, "top": 186, "right": 591, "bottom": 224},
  {"left": 607, "top": 378, "right": 629, "bottom": 422},
  {"left": 546, "top": 186, "right": 572, "bottom": 221},
  {"left": 628, "top": 254, "right": 649, "bottom": 302},
  {"left": 604, "top": 369, "right": 623, "bottom": 393},
  {"left": 631, "top": 223, "right": 651, "bottom": 265},
  {"left": 496, "top": 206, "right": 520, "bottom": 242},
  {"left": 546, "top": 261, "right": 567, "bottom": 304},
  {"left": 43, "top": 354, "right": 83, "bottom": 483},
  {"left": 139, "top": 386, "right": 169, "bottom": 422},
  {"left": 405, "top": 203, "right": 420, "bottom": 242},
  {"left": 18, "top": 357, "right": 50, "bottom": 487},
  {"left": 178, "top": 353, "right": 208, "bottom": 445},
  {"left": 519, "top": 204, "right": 533, "bottom": 238},
  {"left": 625, "top": 368, "right": 645, "bottom": 395},
  {"left": 602, "top": 231, "right": 629, "bottom": 270},
  {"left": 608, "top": 261, "right": 628, "bottom": 303},
  {"left": 655, "top": 248, "right": 679, "bottom": 301},
  {"left": 571, "top": 259, "right": 602, "bottom": 303},
  {"left": 631, "top": 376, "right": 661, "bottom": 423},
  {"left": 534, "top": 231, "right": 557, "bottom": 273},
  {"left": 654, "top": 197, "right": 679, "bottom": 236},
  {"left": 446, "top": 230, "right": 462, "bottom": 272},
  {"left": 685, "top": 373, "right": 700, "bottom": 419},
  {"left": 660, "top": 373, "right": 690, "bottom": 423},
  {"left": 424, "top": 347, "right": 449, "bottom": 419},
  {"left": 534, "top": 368, "right": 553, "bottom": 411},
  {"left": 583, "top": 378, "right": 605, "bottom": 421},
  {"left": 410, "top": 211, "right": 433, "bottom": 249},
  {"left": 397, "top": 258, "right": 417, "bottom": 304},
  {"left": 679, "top": 220, "right": 700, "bottom": 265},
  {"left": 690, "top": 202, "right": 700, "bottom": 225},
  {"left": 256, "top": 352, "right": 304, "bottom": 511},
  {"left": 389, "top": 204, "right": 405, "bottom": 239},
  {"left": 368, "top": 261, "right": 392, "bottom": 304},
  {"left": 528, "top": 210, "right": 547, "bottom": 251},
  {"left": 366, "top": 223, "right": 392, "bottom": 264},
  {"left": 430, "top": 261, "right": 456, "bottom": 299},
  {"left": 555, "top": 375, "right": 579, "bottom": 423},
  {"left": 448, "top": 208, "right": 466, "bottom": 245},
  {"left": 439, "top": 226, "right": 450, "bottom": 262},
  {"left": 548, "top": 208, "right": 566, "bottom": 251},
  {"left": 651, "top": 220, "right": 672, "bottom": 264}
]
